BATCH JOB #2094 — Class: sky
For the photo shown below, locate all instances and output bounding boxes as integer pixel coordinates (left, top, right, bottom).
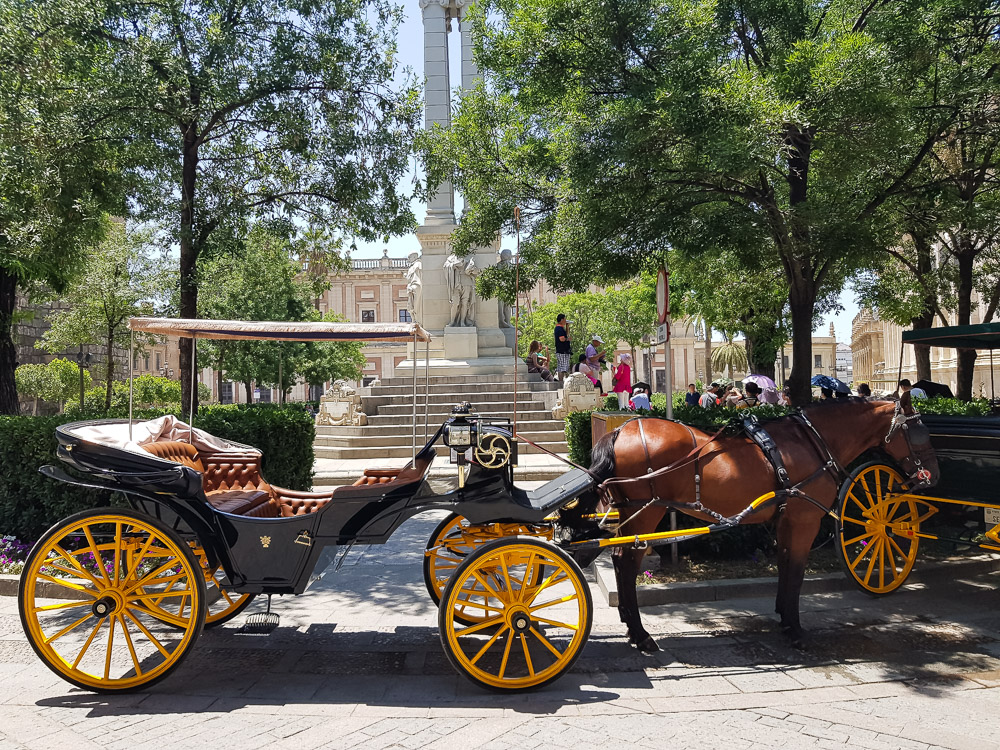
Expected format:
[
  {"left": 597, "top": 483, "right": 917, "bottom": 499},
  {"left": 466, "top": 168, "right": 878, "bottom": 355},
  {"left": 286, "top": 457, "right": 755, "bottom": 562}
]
[{"left": 354, "top": 1, "right": 860, "bottom": 343}]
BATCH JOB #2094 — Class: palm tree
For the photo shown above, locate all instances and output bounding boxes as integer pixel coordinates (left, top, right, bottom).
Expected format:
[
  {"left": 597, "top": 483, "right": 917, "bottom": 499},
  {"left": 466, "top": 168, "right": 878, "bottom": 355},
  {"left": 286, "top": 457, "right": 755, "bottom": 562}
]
[{"left": 711, "top": 333, "right": 748, "bottom": 380}]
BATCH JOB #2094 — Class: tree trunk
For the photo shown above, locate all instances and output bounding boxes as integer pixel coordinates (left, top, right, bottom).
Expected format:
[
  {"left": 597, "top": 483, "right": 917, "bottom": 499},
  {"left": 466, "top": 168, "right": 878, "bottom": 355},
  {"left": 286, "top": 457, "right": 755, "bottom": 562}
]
[
  {"left": 179, "top": 121, "right": 200, "bottom": 416},
  {"left": 0, "top": 268, "right": 19, "bottom": 415},
  {"left": 908, "top": 231, "right": 936, "bottom": 383},
  {"left": 245, "top": 380, "right": 253, "bottom": 403},
  {"left": 787, "top": 275, "right": 818, "bottom": 406},
  {"left": 104, "top": 330, "right": 115, "bottom": 411},
  {"left": 955, "top": 244, "right": 976, "bottom": 400},
  {"left": 744, "top": 332, "right": 777, "bottom": 381},
  {"left": 217, "top": 367, "right": 224, "bottom": 403},
  {"left": 703, "top": 324, "right": 712, "bottom": 383}
]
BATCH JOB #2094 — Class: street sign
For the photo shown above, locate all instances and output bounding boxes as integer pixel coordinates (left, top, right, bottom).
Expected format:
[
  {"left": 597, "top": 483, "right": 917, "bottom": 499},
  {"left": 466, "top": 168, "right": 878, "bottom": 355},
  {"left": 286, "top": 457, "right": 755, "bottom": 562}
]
[
  {"left": 656, "top": 266, "right": 669, "bottom": 324},
  {"left": 656, "top": 322, "right": 670, "bottom": 344}
]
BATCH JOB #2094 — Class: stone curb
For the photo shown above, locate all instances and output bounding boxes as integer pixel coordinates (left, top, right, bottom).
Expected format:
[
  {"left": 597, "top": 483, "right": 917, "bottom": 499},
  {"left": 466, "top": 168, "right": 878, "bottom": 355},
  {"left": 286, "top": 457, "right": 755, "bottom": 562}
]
[
  {"left": 0, "top": 572, "right": 90, "bottom": 601},
  {"left": 590, "top": 551, "right": 1000, "bottom": 608}
]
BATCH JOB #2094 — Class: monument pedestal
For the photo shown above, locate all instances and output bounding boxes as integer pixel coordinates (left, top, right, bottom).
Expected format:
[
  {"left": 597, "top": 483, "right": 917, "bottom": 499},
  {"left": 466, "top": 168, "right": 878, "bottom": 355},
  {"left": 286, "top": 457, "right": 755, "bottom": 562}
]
[{"left": 444, "top": 325, "right": 478, "bottom": 360}]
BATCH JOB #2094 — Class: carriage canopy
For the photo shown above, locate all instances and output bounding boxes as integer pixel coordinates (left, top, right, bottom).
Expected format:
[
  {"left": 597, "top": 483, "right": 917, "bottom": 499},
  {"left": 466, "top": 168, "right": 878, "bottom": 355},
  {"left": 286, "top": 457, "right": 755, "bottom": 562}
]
[
  {"left": 128, "top": 317, "right": 432, "bottom": 343},
  {"left": 902, "top": 323, "right": 1000, "bottom": 350}
]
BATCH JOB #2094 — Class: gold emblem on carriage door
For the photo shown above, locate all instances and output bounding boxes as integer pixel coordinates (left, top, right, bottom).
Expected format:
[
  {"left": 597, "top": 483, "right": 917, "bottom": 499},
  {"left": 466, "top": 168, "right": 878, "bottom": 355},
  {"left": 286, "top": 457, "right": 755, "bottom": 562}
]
[{"left": 260, "top": 536, "right": 271, "bottom": 548}]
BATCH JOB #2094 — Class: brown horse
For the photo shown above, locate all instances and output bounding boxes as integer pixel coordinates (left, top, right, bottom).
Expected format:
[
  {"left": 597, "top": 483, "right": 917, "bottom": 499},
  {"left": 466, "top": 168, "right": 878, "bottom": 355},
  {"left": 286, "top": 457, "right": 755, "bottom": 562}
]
[{"left": 586, "top": 397, "right": 939, "bottom": 652}]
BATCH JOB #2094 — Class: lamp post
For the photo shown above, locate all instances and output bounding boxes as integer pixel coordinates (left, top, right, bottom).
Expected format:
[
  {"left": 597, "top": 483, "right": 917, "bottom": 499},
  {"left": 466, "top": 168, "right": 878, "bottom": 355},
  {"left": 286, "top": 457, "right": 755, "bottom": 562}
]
[{"left": 75, "top": 345, "right": 90, "bottom": 410}]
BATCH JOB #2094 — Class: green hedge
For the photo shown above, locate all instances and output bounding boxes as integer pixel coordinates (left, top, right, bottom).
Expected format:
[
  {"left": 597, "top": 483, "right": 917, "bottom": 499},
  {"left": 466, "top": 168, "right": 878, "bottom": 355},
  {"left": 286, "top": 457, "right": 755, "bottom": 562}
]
[
  {"left": 0, "top": 404, "right": 315, "bottom": 542},
  {"left": 915, "top": 397, "right": 991, "bottom": 416}
]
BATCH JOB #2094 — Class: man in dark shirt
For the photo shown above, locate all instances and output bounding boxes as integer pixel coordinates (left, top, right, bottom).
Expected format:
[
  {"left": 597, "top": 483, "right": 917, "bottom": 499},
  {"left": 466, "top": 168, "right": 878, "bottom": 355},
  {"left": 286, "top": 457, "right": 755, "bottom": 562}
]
[
  {"left": 685, "top": 383, "right": 700, "bottom": 406},
  {"left": 554, "top": 314, "right": 572, "bottom": 382}
]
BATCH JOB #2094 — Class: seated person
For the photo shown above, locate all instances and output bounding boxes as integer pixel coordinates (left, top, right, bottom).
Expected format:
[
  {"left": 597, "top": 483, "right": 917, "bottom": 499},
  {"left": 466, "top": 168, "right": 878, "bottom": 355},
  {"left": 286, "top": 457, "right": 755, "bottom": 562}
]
[
  {"left": 573, "top": 354, "right": 601, "bottom": 390},
  {"left": 526, "top": 340, "right": 554, "bottom": 382},
  {"left": 735, "top": 381, "right": 762, "bottom": 408}
]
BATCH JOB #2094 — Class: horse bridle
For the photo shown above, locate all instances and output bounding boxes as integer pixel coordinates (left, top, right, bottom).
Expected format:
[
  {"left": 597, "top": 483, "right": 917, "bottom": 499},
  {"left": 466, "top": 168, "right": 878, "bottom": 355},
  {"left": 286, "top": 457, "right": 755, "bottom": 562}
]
[{"left": 884, "top": 402, "right": 934, "bottom": 487}]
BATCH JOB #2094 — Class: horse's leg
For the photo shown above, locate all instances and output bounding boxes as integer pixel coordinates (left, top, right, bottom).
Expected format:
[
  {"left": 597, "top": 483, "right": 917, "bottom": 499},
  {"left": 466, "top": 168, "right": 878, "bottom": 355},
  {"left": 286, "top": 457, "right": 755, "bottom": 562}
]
[
  {"left": 611, "top": 506, "right": 665, "bottom": 654},
  {"left": 774, "top": 505, "right": 825, "bottom": 643}
]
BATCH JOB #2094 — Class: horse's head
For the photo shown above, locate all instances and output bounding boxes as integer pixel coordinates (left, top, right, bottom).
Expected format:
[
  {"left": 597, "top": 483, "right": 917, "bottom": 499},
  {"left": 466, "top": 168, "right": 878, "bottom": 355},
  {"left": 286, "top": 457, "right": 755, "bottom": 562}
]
[{"left": 880, "top": 392, "right": 940, "bottom": 489}]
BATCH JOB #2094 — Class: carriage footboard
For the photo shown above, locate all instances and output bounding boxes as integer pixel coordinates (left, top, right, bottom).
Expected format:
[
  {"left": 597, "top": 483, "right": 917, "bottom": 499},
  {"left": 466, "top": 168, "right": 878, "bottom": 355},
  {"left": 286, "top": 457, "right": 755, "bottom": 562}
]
[{"left": 517, "top": 468, "right": 595, "bottom": 514}]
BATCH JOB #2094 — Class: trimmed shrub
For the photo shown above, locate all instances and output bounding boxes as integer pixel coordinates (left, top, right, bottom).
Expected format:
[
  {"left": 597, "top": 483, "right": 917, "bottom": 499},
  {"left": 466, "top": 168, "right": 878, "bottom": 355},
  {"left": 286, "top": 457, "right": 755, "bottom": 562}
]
[
  {"left": 0, "top": 404, "right": 315, "bottom": 542},
  {"left": 565, "top": 411, "right": 594, "bottom": 466},
  {"left": 916, "top": 397, "right": 991, "bottom": 416}
]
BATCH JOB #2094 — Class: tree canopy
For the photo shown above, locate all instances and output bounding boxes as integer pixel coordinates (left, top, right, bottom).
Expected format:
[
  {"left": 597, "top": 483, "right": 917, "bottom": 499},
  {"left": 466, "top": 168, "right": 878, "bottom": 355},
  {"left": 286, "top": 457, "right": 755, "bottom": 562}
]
[
  {"left": 0, "top": 0, "right": 124, "bottom": 414},
  {"left": 424, "top": 0, "right": 985, "bottom": 402}
]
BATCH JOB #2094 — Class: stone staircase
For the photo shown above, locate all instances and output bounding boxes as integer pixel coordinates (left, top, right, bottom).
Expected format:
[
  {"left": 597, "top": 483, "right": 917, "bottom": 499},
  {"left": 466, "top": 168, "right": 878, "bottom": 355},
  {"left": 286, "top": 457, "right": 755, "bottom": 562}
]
[{"left": 313, "top": 374, "right": 566, "bottom": 460}]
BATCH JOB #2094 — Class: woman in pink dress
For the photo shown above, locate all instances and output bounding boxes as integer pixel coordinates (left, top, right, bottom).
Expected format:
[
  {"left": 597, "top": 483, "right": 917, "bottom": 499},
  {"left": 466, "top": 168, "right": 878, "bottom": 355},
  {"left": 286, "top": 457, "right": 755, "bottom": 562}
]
[{"left": 612, "top": 353, "right": 632, "bottom": 409}]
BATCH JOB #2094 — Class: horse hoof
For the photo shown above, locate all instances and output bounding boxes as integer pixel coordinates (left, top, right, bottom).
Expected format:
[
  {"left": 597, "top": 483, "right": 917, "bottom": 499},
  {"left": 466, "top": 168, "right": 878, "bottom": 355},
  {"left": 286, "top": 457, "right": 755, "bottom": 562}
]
[{"left": 633, "top": 635, "right": 660, "bottom": 654}]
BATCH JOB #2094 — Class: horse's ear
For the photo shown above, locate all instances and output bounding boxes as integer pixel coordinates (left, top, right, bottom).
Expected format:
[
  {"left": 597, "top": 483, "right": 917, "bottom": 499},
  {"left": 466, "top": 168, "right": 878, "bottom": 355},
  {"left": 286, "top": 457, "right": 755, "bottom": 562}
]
[{"left": 900, "top": 390, "right": 914, "bottom": 414}]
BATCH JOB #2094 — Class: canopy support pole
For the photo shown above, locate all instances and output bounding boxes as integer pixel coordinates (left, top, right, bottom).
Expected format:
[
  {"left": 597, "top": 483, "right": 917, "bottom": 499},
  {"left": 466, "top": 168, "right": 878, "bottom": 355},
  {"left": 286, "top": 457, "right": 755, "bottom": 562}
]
[
  {"left": 513, "top": 207, "right": 520, "bottom": 437},
  {"left": 896, "top": 340, "right": 904, "bottom": 393},
  {"left": 991, "top": 349, "right": 995, "bottom": 404},
  {"left": 424, "top": 337, "right": 430, "bottom": 442},
  {"left": 278, "top": 352, "right": 283, "bottom": 405},
  {"left": 128, "top": 329, "right": 134, "bottom": 441},
  {"left": 412, "top": 333, "right": 417, "bottom": 463},
  {"left": 190, "top": 335, "right": 197, "bottom": 443}
]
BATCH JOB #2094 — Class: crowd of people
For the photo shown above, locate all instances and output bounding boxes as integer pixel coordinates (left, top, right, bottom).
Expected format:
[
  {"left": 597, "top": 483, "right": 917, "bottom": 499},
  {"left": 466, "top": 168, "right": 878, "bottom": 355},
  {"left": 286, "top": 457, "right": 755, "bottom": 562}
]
[{"left": 531, "top": 315, "right": 925, "bottom": 410}]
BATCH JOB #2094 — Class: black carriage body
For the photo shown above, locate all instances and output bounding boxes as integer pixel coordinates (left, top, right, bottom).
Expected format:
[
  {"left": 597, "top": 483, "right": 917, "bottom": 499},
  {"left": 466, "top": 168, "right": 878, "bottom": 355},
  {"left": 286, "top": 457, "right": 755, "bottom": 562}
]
[
  {"left": 47, "top": 418, "right": 594, "bottom": 596},
  {"left": 919, "top": 415, "right": 1000, "bottom": 503}
]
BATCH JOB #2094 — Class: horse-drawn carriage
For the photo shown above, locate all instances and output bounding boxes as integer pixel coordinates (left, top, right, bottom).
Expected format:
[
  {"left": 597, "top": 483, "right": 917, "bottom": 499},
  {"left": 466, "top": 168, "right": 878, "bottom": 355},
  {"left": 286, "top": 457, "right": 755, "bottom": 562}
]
[
  {"left": 18, "top": 318, "right": 996, "bottom": 695},
  {"left": 836, "top": 323, "right": 1000, "bottom": 595}
]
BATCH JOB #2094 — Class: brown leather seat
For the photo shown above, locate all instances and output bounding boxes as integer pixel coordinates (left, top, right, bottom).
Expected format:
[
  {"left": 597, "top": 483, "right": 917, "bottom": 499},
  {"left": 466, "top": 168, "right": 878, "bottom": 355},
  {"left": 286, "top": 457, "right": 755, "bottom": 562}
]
[
  {"left": 205, "top": 489, "right": 274, "bottom": 516},
  {"left": 142, "top": 441, "right": 205, "bottom": 473}
]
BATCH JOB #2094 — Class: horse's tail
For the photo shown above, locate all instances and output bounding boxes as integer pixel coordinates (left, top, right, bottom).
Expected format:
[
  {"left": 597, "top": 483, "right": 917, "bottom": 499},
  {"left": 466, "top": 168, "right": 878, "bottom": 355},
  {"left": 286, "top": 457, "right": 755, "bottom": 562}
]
[{"left": 589, "top": 428, "right": 619, "bottom": 482}]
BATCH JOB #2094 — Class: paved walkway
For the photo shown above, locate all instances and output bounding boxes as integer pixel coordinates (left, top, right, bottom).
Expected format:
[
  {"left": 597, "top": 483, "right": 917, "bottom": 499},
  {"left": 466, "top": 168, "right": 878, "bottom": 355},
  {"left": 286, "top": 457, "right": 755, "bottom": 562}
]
[{"left": 3, "top": 512, "right": 1000, "bottom": 749}]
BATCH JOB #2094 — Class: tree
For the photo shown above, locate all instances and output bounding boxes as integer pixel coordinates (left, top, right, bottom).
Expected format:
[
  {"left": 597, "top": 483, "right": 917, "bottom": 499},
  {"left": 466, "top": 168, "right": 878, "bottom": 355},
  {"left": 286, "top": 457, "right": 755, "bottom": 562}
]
[
  {"left": 0, "top": 0, "right": 123, "bottom": 414},
  {"left": 198, "top": 228, "right": 364, "bottom": 401},
  {"left": 516, "top": 293, "right": 618, "bottom": 366},
  {"left": 81, "top": 0, "right": 420, "bottom": 412},
  {"left": 600, "top": 274, "right": 658, "bottom": 382},
  {"left": 38, "top": 220, "right": 170, "bottom": 410},
  {"left": 15, "top": 358, "right": 93, "bottom": 414},
  {"left": 425, "top": 0, "right": 970, "bottom": 404}
]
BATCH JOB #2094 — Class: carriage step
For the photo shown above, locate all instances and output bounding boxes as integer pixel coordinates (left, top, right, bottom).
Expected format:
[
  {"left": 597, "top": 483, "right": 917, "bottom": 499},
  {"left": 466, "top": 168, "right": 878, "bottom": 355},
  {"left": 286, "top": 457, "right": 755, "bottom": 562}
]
[{"left": 238, "top": 596, "right": 280, "bottom": 635}]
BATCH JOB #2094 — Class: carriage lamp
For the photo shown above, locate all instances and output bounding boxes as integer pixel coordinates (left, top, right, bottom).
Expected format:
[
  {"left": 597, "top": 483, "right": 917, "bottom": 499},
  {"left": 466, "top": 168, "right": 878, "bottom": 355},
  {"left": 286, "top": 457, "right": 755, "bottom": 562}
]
[{"left": 444, "top": 403, "right": 475, "bottom": 488}]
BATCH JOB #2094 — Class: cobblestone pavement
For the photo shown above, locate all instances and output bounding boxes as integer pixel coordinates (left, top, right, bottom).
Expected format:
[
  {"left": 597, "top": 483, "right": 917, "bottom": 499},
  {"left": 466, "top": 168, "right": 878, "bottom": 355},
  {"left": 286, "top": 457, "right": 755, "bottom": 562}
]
[{"left": 2, "top": 512, "right": 1000, "bottom": 749}]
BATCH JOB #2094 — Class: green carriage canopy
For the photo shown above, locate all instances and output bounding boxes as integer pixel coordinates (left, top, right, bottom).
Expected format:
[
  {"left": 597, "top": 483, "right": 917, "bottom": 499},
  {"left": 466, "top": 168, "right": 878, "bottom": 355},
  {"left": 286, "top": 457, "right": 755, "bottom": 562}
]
[{"left": 902, "top": 323, "right": 1000, "bottom": 351}]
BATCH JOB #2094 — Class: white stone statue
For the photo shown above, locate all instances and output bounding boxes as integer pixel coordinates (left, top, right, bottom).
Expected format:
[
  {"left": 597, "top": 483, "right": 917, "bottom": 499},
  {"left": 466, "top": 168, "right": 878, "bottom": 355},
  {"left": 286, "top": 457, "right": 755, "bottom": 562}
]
[
  {"left": 444, "top": 252, "right": 479, "bottom": 327},
  {"left": 498, "top": 248, "right": 514, "bottom": 329},
  {"left": 404, "top": 251, "right": 422, "bottom": 325},
  {"left": 552, "top": 372, "right": 603, "bottom": 419},
  {"left": 316, "top": 379, "right": 368, "bottom": 426}
]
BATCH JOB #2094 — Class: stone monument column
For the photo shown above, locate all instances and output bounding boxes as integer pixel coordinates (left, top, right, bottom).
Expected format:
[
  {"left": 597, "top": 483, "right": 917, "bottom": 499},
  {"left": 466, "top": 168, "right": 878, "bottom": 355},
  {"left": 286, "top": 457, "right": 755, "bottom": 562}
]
[
  {"left": 421, "top": 0, "right": 454, "bottom": 226},
  {"left": 403, "top": 0, "right": 519, "bottom": 376}
]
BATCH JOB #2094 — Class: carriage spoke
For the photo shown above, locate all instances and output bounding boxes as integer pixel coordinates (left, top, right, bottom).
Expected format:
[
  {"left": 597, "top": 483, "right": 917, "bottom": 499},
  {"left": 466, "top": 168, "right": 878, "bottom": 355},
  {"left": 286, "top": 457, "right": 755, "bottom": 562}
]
[
  {"left": 529, "top": 592, "right": 578, "bottom": 613},
  {"left": 112, "top": 523, "right": 122, "bottom": 585},
  {"left": 886, "top": 535, "right": 910, "bottom": 565},
  {"left": 123, "top": 534, "right": 157, "bottom": 583},
  {"left": 530, "top": 627, "right": 564, "bottom": 659},
  {"left": 532, "top": 616, "right": 579, "bottom": 631},
  {"left": 847, "top": 490, "right": 871, "bottom": 517},
  {"left": 455, "top": 615, "right": 504, "bottom": 637},
  {"left": 849, "top": 538, "right": 874, "bottom": 572},
  {"left": 51, "top": 544, "right": 103, "bottom": 588},
  {"left": 116, "top": 614, "right": 142, "bottom": 677},
  {"left": 123, "top": 610, "right": 171, "bottom": 658},
  {"left": 862, "top": 537, "right": 883, "bottom": 585},
  {"left": 519, "top": 634, "right": 535, "bottom": 677},
  {"left": 471, "top": 571, "right": 504, "bottom": 600},
  {"left": 72, "top": 618, "right": 106, "bottom": 669},
  {"left": 82, "top": 526, "right": 112, "bottom": 586},
  {"left": 104, "top": 614, "right": 116, "bottom": 680},
  {"left": 43, "top": 612, "right": 94, "bottom": 645},
  {"left": 127, "top": 601, "right": 191, "bottom": 629},
  {"left": 469, "top": 625, "right": 508, "bottom": 666},
  {"left": 34, "top": 573, "right": 98, "bottom": 597},
  {"left": 516, "top": 552, "right": 536, "bottom": 602},
  {"left": 33, "top": 600, "right": 93, "bottom": 614},
  {"left": 844, "top": 530, "right": 875, "bottom": 546},
  {"left": 498, "top": 631, "right": 514, "bottom": 679}
]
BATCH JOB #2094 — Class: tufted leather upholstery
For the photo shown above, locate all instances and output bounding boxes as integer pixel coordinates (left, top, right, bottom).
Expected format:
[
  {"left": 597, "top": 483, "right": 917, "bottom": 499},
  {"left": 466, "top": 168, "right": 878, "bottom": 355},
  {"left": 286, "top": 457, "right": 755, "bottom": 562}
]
[
  {"left": 142, "top": 441, "right": 205, "bottom": 473},
  {"left": 205, "top": 489, "right": 274, "bottom": 516},
  {"left": 352, "top": 475, "right": 395, "bottom": 486}
]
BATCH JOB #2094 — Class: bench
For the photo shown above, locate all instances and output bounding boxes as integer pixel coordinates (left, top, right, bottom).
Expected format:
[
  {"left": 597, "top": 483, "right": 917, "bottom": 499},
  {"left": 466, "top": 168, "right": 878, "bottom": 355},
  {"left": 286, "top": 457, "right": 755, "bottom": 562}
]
[{"left": 141, "top": 441, "right": 433, "bottom": 517}]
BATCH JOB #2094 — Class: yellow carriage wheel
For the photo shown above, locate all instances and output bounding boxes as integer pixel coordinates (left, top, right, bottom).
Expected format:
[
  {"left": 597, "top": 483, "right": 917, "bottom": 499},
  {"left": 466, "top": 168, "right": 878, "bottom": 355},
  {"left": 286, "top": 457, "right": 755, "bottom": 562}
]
[
  {"left": 838, "top": 463, "right": 921, "bottom": 595},
  {"left": 423, "top": 514, "right": 553, "bottom": 624},
  {"left": 18, "top": 508, "right": 206, "bottom": 692},
  {"left": 439, "top": 538, "right": 592, "bottom": 692}
]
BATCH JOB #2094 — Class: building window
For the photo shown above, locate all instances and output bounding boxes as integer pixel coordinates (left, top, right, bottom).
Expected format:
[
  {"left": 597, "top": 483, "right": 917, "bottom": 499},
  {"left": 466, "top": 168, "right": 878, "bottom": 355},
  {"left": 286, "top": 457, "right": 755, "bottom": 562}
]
[
  {"left": 361, "top": 309, "right": 375, "bottom": 323},
  {"left": 782, "top": 355, "right": 789, "bottom": 370},
  {"left": 308, "top": 384, "right": 323, "bottom": 402},
  {"left": 362, "top": 376, "right": 377, "bottom": 387},
  {"left": 155, "top": 353, "right": 161, "bottom": 371},
  {"left": 144, "top": 355, "right": 150, "bottom": 371},
  {"left": 258, "top": 388, "right": 272, "bottom": 403},
  {"left": 399, "top": 308, "right": 412, "bottom": 323},
  {"left": 364, "top": 360, "right": 376, "bottom": 371},
  {"left": 220, "top": 382, "right": 233, "bottom": 405},
  {"left": 814, "top": 354, "right": 822, "bottom": 368},
  {"left": 133, "top": 353, "right": 139, "bottom": 371}
]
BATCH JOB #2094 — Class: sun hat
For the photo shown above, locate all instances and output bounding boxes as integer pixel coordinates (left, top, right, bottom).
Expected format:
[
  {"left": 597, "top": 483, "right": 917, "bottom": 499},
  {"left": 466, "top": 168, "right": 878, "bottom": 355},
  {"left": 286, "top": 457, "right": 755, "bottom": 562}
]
[{"left": 592, "top": 335, "right": 604, "bottom": 343}]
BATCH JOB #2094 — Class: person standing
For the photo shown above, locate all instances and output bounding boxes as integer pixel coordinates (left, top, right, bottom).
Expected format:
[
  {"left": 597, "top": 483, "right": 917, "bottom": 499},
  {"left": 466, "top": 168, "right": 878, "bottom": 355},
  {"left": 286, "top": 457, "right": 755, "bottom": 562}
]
[
  {"left": 612, "top": 354, "right": 632, "bottom": 409},
  {"left": 699, "top": 383, "right": 718, "bottom": 408},
  {"left": 554, "top": 314, "right": 572, "bottom": 382},
  {"left": 685, "top": 383, "right": 700, "bottom": 406},
  {"left": 735, "top": 382, "right": 762, "bottom": 408}
]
